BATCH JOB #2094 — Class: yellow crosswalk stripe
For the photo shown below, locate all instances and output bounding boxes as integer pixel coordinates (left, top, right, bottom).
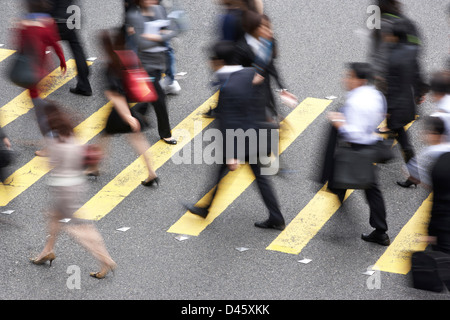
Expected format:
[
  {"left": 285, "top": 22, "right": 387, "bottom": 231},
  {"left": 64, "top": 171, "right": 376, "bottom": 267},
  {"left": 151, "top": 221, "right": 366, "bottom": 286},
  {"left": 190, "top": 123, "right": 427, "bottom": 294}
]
[
  {"left": 167, "top": 97, "right": 332, "bottom": 236},
  {"left": 0, "top": 48, "right": 16, "bottom": 62},
  {"left": 74, "top": 92, "right": 219, "bottom": 220},
  {"left": 373, "top": 194, "right": 432, "bottom": 275},
  {"left": 267, "top": 184, "right": 350, "bottom": 254},
  {"left": 0, "top": 59, "right": 93, "bottom": 127}
]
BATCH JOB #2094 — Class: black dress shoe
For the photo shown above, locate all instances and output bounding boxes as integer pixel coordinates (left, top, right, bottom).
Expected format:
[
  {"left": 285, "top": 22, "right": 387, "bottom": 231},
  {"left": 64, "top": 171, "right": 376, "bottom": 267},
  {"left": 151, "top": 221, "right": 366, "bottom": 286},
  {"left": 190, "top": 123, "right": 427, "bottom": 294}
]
[
  {"left": 70, "top": 87, "right": 92, "bottom": 96},
  {"left": 162, "top": 138, "right": 177, "bottom": 145},
  {"left": 374, "top": 128, "right": 393, "bottom": 134},
  {"left": 254, "top": 219, "right": 285, "bottom": 231},
  {"left": 141, "top": 177, "right": 160, "bottom": 187},
  {"left": 361, "top": 230, "right": 390, "bottom": 246},
  {"left": 396, "top": 179, "right": 417, "bottom": 188},
  {"left": 185, "top": 204, "right": 209, "bottom": 218}
]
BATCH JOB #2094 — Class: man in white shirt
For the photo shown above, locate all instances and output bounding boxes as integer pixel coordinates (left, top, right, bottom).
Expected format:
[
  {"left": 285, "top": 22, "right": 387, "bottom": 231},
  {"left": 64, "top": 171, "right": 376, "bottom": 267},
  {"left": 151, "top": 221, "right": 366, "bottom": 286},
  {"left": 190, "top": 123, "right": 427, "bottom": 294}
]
[{"left": 327, "top": 62, "right": 390, "bottom": 246}]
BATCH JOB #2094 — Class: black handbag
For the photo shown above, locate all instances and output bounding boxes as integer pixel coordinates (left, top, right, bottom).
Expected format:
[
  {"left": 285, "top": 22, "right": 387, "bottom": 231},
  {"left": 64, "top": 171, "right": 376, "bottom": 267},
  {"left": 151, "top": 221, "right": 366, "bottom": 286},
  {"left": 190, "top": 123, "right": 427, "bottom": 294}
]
[
  {"left": 411, "top": 250, "right": 450, "bottom": 293},
  {"left": 9, "top": 43, "right": 40, "bottom": 89},
  {"left": 331, "top": 144, "right": 376, "bottom": 190},
  {"left": 372, "top": 138, "right": 394, "bottom": 164},
  {"left": 0, "top": 148, "right": 13, "bottom": 168}
]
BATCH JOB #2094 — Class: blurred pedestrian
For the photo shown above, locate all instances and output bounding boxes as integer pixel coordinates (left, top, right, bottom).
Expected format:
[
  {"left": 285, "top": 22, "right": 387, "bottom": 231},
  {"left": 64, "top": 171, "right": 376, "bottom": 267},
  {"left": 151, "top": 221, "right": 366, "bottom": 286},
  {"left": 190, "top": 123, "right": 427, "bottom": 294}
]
[
  {"left": 406, "top": 116, "right": 450, "bottom": 193},
  {"left": 397, "top": 71, "right": 450, "bottom": 188},
  {"left": 232, "top": 11, "right": 298, "bottom": 173},
  {"left": 430, "top": 71, "right": 450, "bottom": 116},
  {"left": 47, "top": 0, "right": 92, "bottom": 96},
  {"left": 383, "top": 19, "right": 427, "bottom": 169},
  {"left": 409, "top": 117, "right": 450, "bottom": 292},
  {"left": 325, "top": 63, "right": 390, "bottom": 246},
  {"left": 126, "top": 0, "right": 179, "bottom": 145},
  {"left": 123, "top": 0, "right": 139, "bottom": 52},
  {"left": 370, "top": 0, "right": 422, "bottom": 94},
  {"left": 11, "top": 0, "right": 67, "bottom": 156},
  {"left": 185, "top": 41, "right": 285, "bottom": 231},
  {"left": 430, "top": 71, "right": 450, "bottom": 140},
  {"left": 85, "top": 30, "right": 159, "bottom": 187},
  {"left": 158, "top": 0, "right": 182, "bottom": 95},
  {"left": 424, "top": 152, "right": 450, "bottom": 254},
  {"left": 215, "top": 0, "right": 262, "bottom": 42},
  {"left": 407, "top": 117, "right": 450, "bottom": 253},
  {"left": 0, "top": 127, "right": 13, "bottom": 184},
  {"left": 30, "top": 102, "right": 116, "bottom": 279}
]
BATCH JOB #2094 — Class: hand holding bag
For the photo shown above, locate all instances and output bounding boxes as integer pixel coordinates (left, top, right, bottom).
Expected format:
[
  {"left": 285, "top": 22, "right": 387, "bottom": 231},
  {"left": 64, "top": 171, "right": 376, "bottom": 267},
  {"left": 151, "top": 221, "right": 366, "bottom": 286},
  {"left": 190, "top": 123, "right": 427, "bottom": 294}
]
[
  {"left": 114, "top": 50, "right": 158, "bottom": 103},
  {"left": 371, "top": 138, "right": 394, "bottom": 164}
]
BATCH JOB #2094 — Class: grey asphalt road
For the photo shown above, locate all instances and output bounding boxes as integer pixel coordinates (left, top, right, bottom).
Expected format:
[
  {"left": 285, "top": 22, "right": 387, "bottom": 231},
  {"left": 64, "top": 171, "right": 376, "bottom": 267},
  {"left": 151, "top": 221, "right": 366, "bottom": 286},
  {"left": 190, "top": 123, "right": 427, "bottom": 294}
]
[{"left": 0, "top": 0, "right": 449, "bottom": 307}]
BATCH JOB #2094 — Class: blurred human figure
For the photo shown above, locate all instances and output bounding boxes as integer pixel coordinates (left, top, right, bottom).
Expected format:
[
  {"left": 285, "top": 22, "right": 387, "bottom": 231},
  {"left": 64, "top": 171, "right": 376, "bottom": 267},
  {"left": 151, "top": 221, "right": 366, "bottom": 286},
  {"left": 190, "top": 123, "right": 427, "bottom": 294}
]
[
  {"left": 232, "top": 11, "right": 298, "bottom": 173},
  {"left": 425, "top": 151, "right": 450, "bottom": 254},
  {"left": 370, "top": 0, "right": 421, "bottom": 94},
  {"left": 158, "top": 0, "right": 185, "bottom": 95},
  {"left": 85, "top": 30, "right": 158, "bottom": 187},
  {"left": 30, "top": 102, "right": 116, "bottom": 279},
  {"left": 47, "top": 0, "right": 92, "bottom": 96},
  {"left": 185, "top": 41, "right": 285, "bottom": 231},
  {"left": 0, "top": 127, "right": 12, "bottom": 184},
  {"left": 216, "top": 0, "right": 246, "bottom": 42},
  {"left": 429, "top": 71, "right": 450, "bottom": 135},
  {"left": 405, "top": 117, "right": 450, "bottom": 254},
  {"left": 126, "top": 0, "right": 179, "bottom": 145},
  {"left": 406, "top": 116, "right": 450, "bottom": 191},
  {"left": 325, "top": 63, "right": 390, "bottom": 246},
  {"left": 383, "top": 19, "right": 427, "bottom": 169},
  {"left": 123, "top": 0, "right": 139, "bottom": 52},
  {"left": 13, "top": 0, "right": 67, "bottom": 156},
  {"left": 215, "top": 0, "right": 263, "bottom": 42},
  {"left": 397, "top": 71, "right": 450, "bottom": 188}
]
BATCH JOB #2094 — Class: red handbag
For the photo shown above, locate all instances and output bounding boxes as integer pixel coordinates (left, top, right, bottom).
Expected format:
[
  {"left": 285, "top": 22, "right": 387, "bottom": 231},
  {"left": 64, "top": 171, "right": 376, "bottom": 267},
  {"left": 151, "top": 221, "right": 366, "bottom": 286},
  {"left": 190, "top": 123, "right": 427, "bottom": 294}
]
[
  {"left": 83, "top": 144, "right": 103, "bottom": 168},
  {"left": 114, "top": 50, "right": 158, "bottom": 103}
]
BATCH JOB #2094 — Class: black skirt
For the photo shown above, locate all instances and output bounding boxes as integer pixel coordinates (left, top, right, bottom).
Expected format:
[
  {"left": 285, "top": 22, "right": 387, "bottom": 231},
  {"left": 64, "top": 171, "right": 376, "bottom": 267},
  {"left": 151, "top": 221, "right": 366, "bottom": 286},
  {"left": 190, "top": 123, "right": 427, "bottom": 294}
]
[{"left": 104, "top": 103, "right": 149, "bottom": 135}]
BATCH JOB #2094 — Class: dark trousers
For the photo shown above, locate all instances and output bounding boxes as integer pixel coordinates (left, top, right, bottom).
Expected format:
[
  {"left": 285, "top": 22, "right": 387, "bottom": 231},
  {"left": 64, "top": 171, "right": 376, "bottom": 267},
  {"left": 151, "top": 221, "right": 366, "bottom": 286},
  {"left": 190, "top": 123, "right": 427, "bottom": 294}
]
[
  {"left": 203, "top": 162, "right": 285, "bottom": 225},
  {"left": 322, "top": 127, "right": 388, "bottom": 233},
  {"left": 391, "top": 127, "right": 414, "bottom": 163},
  {"left": 56, "top": 23, "right": 91, "bottom": 92},
  {"left": 135, "top": 71, "right": 172, "bottom": 139},
  {"left": 330, "top": 180, "right": 388, "bottom": 233}
]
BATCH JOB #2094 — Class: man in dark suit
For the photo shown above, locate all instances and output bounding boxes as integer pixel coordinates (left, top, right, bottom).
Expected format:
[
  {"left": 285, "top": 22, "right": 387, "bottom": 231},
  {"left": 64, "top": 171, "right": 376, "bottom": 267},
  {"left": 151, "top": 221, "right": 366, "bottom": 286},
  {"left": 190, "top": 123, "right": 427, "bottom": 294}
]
[
  {"left": 185, "top": 41, "right": 285, "bottom": 231},
  {"left": 384, "top": 18, "right": 427, "bottom": 166},
  {"left": 48, "top": 0, "right": 92, "bottom": 96}
]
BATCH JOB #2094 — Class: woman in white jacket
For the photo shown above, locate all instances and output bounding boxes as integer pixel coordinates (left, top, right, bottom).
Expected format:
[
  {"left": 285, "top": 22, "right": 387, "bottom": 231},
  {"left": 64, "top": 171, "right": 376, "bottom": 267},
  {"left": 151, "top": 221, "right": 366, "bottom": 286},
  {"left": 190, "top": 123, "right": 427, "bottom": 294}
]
[{"left": 30, "top": 102, "right": 116, "bottom": 279}]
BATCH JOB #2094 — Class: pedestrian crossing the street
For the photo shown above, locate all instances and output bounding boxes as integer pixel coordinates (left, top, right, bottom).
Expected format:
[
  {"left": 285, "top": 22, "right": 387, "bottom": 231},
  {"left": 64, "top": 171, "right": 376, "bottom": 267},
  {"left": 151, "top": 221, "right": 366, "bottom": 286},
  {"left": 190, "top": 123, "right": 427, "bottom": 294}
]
[
  {"left": 167, "top": 97, "right": 332, "bottom": 236},
  {"left": 0, "top": 47, "right": 435, "bottom": 279},
  {"left": 0, "top": 49, "right": 94, "bottom": 205}
]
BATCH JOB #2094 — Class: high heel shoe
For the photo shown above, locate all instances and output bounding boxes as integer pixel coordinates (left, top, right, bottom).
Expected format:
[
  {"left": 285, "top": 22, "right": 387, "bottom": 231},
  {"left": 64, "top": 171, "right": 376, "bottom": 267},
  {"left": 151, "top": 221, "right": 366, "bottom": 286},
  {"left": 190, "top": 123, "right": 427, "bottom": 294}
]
[
  {"left": 30, "top": 252, "right": 56, "bottom": 266},
  {"left": 90, "top": 262, "right": 117, "bottom": 279},
  {"left": 141, "top": 176, "right": 160, "bottom": 187},
  {"left": 84, "top": 169, "right": 100, "bottom": 179},
  {"left": 396, "top": 179, "right": 417, "bottom": 188}
]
